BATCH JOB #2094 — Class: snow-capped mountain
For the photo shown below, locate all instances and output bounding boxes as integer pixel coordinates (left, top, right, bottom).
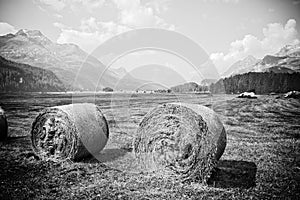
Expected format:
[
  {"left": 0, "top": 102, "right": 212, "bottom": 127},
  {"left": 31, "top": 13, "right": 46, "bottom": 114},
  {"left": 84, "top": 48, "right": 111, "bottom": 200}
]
[{"left": 222, "top": 44, "right": 300, "bottom": 77}]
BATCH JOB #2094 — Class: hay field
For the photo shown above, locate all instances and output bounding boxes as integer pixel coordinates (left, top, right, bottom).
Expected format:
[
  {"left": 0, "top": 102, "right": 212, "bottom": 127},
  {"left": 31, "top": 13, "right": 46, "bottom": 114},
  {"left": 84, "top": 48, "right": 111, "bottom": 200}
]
[{"left": 0, "top": 93, "right": 299, "bottom": 199}]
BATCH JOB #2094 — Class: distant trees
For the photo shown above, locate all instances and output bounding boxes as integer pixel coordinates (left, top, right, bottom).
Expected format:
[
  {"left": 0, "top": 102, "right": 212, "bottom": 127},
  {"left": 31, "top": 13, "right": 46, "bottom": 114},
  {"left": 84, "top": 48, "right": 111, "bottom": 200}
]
[
  {"left": 171, "top": 82, "right": 209, "bottom": 93},
  {"left": 154, "top": 89, "right": 172, "bottom": 93},
  {"left": 210, "top": 72, "right": 300, "bottom": 94},
  {"left": 0, "top": 56, "right": 66, "bottom": 92}
]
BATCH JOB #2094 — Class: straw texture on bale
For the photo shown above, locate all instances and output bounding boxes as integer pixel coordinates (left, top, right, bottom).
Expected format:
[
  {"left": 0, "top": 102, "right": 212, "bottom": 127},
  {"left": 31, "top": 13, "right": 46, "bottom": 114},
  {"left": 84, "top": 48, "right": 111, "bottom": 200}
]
[
  {"left": 31, "top": 103, "right": 109, "bottom": 161},
  {"left": 133, "top": 103, "right": 226, "bottom": 182},
  {"left": 0, "top": 107, "right": 8, "bottom": 141}
]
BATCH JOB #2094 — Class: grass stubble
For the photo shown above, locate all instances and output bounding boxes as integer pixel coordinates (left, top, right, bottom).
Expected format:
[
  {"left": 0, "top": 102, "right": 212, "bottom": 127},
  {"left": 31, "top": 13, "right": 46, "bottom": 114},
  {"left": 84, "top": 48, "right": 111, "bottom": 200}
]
[{"left": 0, "top": 93, "right": 299, "bottom": 199}]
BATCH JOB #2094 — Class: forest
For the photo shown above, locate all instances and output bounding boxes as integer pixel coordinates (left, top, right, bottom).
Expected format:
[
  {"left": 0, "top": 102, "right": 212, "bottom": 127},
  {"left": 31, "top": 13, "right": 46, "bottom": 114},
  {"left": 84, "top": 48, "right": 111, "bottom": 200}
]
[
  {"left": 0, "top": 56, "right": 66, "bottom": 92},
  {"left": 171, "top": 82, "right": 209, "bottom": 93},
  {"left": 210, "top": 72, "right": 300, "bottom": 94}
]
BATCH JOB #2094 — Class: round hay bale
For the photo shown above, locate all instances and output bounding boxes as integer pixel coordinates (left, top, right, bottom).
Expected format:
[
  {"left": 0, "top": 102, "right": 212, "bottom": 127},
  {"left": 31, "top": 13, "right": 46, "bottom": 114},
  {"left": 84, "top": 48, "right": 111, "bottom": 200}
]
[
  {"left": 133, "top": 103, "right": 226, "bottom": 182},
  {"left": 0, "top": 106, "right": 8, "bottom": 141},
  {"left": 31, "top": 103, "right": 109, "bottom": 161}
]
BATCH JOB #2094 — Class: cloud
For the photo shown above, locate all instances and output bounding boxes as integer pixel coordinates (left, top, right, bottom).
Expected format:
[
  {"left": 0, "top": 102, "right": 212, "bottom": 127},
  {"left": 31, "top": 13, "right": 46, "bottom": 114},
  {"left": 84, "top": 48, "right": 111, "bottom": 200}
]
[
  {"left": 55, "top": 18, "right": 130, "bottom": 52},
  {"left": 210, "top": 19, "right": 300, "bottom": 73},
  {"left": 35, "top": 0, "right": 105, "bottom": 13},
  {"left": 74, "top": 0, "right": 105, "bottom": 12},
  {"left": 53, "top": 13, "right": 63, "bottom": 18},
  {"left": 36, "top": 0, "right": 66, "bottom": 11},
  {"left": 0, "top": 22, "right": 17, "bottom": 36},
  {"left": 53, "top": 22, "right": 67, "bottom": 29},
  {"left": 293, "top": 0, "right": 300, "bottom": 5},
  {"left": 268, "top": 8, "right": 275, "bottom": 13},
  {"left": 202, "top": 0, "right": 239, "bottom": 3},
  {"left": 53, "top": 0, "right": 174, "bottom": 52},
  {"left": 113, "top": 0, "right": 173, "bottom": 29},
  {"left": 144, "top": 0, "right": 171, "bottom": 13}
]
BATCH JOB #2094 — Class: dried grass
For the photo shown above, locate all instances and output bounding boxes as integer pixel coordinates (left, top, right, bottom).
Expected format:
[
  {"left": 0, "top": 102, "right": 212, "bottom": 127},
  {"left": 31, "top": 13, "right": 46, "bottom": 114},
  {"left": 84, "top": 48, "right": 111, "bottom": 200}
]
[
  {"left": 133, "top": 103, "right": 226, "bottom": 183},
  {"left": 31, "top": 103, "right": 109, "bottom": 161}
]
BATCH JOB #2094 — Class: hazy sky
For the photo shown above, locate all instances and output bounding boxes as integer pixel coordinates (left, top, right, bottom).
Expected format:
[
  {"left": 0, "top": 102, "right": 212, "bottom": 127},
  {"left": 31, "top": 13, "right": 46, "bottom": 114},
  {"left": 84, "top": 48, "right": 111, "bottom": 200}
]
[{"left": 0, "top": 0, "right": 300, "bottom": 74}]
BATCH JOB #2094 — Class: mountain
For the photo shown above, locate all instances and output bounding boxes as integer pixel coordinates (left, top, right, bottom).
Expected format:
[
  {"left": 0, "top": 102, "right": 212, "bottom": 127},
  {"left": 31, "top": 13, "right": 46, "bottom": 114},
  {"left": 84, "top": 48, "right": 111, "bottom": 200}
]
[
  {"left": 127, "top": 64, "right": 186, "bottom": 88},
  {"left": 222, "top": 44, "right": 300, "bottom": 77},
  {"left": 0, "top": 29, "right": 147, "bottom": 91},
  {"left": 200, "top": 78, "right": 218, "bottom": 86},
  {"left": 0, "top": 56, "right": 65, "bottom": 92},
  {"left": 276, "top": 44, "right": 300, "bottom": 57},
  {"left": 109, "top": 67, "right": 158, "bottom": 91},
  {"left": 223, "top": 44, "right": 300, "bottom": 77},
  {"left": 222, "top": 55, "right": 258, "bottom": 77},
  {"left": 211, "top": 44, "right": 300, "bottom": 94},
  {"left": 111, "top": 67, "right": 128, "bottom": 78},
  {"left": 250, "top": 53, "right": 300, "bottom": 74},
  {"left": 264, "top": 66, "right": 295, "bottom": 74}
]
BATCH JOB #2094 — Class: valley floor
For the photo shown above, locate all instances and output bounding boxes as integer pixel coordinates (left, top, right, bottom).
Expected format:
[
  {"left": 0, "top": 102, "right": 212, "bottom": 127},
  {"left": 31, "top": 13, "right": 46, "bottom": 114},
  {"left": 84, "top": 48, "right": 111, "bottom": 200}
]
[{"left": 0, "top": 93, "right": 299, "bottom": 199}]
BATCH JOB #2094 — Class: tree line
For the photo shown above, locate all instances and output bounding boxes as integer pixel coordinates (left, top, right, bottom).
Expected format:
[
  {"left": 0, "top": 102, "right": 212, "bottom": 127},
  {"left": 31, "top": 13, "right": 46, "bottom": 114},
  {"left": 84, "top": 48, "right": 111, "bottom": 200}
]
[{"left": 210, "top": 72, "right": 300, "bottom": 94}]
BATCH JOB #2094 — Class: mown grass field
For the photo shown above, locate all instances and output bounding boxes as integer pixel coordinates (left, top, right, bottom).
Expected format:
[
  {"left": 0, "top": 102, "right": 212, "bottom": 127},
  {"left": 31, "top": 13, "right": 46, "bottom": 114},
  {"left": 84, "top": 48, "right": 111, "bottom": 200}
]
[{"left": 0, "top": 93, "right": 299, "bottom": 199}]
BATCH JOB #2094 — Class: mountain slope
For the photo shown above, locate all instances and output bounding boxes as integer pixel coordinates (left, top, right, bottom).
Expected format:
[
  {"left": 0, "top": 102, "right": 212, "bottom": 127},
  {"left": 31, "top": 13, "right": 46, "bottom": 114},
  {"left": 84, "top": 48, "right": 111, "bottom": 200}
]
[
  {"left": 0, "top": 56, "right": 65, "bottom": 92},
  {"left": 222, "top": 44, "right": 300, "bottom": 77},
  {"left": 0, "top": 29, "right": 147, "bottom": 91},
  {"left": 128, "top": 64, "right": 186, "bottom": 88},
  {"left": 264, "top": 66, "right": 295, "bottom": 74},
  {"left": 222, "top": 55, "right": 258, "bottom": 77},
  {"left": 276, "top": 44, "right": 300, "bottom": 57},
  {"left": 251, "top": 53, "right": 300, "bottom": 74},
  {"left": 110, "top": 67, "right": 166, "bottom": 91}
]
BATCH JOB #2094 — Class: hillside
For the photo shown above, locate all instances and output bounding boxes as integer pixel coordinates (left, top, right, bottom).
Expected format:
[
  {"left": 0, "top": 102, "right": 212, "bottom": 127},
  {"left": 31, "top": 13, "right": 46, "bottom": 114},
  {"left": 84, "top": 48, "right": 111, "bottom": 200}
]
[
  {"left": 0, "top": 29, "right": 147, "bottom": 91},
  {"left": 128, "top": 64, "right": 186, "bottom": 88},
  {"left": 210, "top": 72, "right": 300, "bottom": 94},
  {"left": 0, "top": 56, "right": 65, "bottom": 92},
  {"left": 200, "top": 78, "right": 218, "bottom": 86},
  {"left": 222, "top": 55, "right": 258, "bottom": 77},
  {"left": 264, "top": 66, "right": 295, "bottom": 74}
]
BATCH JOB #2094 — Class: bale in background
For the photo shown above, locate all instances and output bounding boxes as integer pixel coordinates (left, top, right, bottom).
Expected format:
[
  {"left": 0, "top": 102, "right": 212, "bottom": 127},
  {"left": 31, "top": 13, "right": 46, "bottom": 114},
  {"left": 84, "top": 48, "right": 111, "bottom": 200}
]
[
  {"left": 31, "top": 103, "right": 109, "bottom": 161},
  {"left": 133, "top": 103, "right": 226, "bottom": 183},
  {"left": 0, "top": 106, "right": 8, "bottom": 141}
]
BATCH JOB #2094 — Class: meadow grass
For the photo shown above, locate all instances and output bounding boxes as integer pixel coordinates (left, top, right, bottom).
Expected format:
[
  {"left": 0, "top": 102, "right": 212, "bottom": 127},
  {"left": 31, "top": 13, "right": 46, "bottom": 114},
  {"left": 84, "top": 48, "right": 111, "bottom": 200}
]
[{"left": 0, "top": 93, "right": 299, "bottom": 199}]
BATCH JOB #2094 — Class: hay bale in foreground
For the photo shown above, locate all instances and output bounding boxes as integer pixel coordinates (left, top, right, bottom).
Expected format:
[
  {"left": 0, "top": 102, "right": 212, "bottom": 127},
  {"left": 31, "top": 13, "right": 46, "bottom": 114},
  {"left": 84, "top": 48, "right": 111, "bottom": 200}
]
[
  {"left": 0, "top": 106, "right": 8, "bottom": 141},
  {"left": 31, "top": 103, "right": 109, "bottom": 161},
  {"left": 133, "top": 103, "right": 226, "bottom": 182}
]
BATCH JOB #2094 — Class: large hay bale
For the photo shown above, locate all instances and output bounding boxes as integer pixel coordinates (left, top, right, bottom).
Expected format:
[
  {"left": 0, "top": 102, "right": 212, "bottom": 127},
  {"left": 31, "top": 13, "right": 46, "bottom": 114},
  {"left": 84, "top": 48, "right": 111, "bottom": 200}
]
[
  {"left": 31, "top": 103, "right": 109, "bottom": 161},
  {"left": 133, "top": 103, "right": 226, "bottom": 182},
  {"left": 0, "top": 106, "right": 8, "bottom": 141}
]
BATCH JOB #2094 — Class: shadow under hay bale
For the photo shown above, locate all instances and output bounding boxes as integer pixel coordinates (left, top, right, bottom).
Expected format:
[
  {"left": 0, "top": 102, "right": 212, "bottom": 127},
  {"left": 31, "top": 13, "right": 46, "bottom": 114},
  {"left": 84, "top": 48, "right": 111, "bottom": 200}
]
[
  {"left": 133, "top": 103, "right": 226, "bottom": 183},
  {"left": 31, "top": 103, "right": 109, "bottom": 161},
  {"left": 0, "top": 106, "right": 8, "bottom": 141},
  {"left": 208, "top": 160, "right": 257, "bottom": 188},
  {"left": 90, "top": 148, "right": 129, "bottom": 163}
]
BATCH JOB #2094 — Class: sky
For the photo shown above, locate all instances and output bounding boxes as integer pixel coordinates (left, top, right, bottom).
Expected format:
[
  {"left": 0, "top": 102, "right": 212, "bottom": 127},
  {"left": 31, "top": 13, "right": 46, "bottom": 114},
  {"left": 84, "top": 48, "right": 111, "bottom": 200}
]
[{"left": 0, "top": 0, "right": 300, "bottom": 75}]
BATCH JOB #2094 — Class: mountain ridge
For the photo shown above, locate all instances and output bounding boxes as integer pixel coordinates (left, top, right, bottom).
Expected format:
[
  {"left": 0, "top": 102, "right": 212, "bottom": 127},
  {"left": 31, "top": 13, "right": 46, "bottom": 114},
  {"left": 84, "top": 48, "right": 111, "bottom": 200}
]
[
  {"left": 222, "top": 44, "right": 300, "bottom": 77},
  {"left": 222, "top": 55, "right": 258, "bottom": 77},
  {"left": 0, "top": 29, "right": 148, "bottom": 91}
]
